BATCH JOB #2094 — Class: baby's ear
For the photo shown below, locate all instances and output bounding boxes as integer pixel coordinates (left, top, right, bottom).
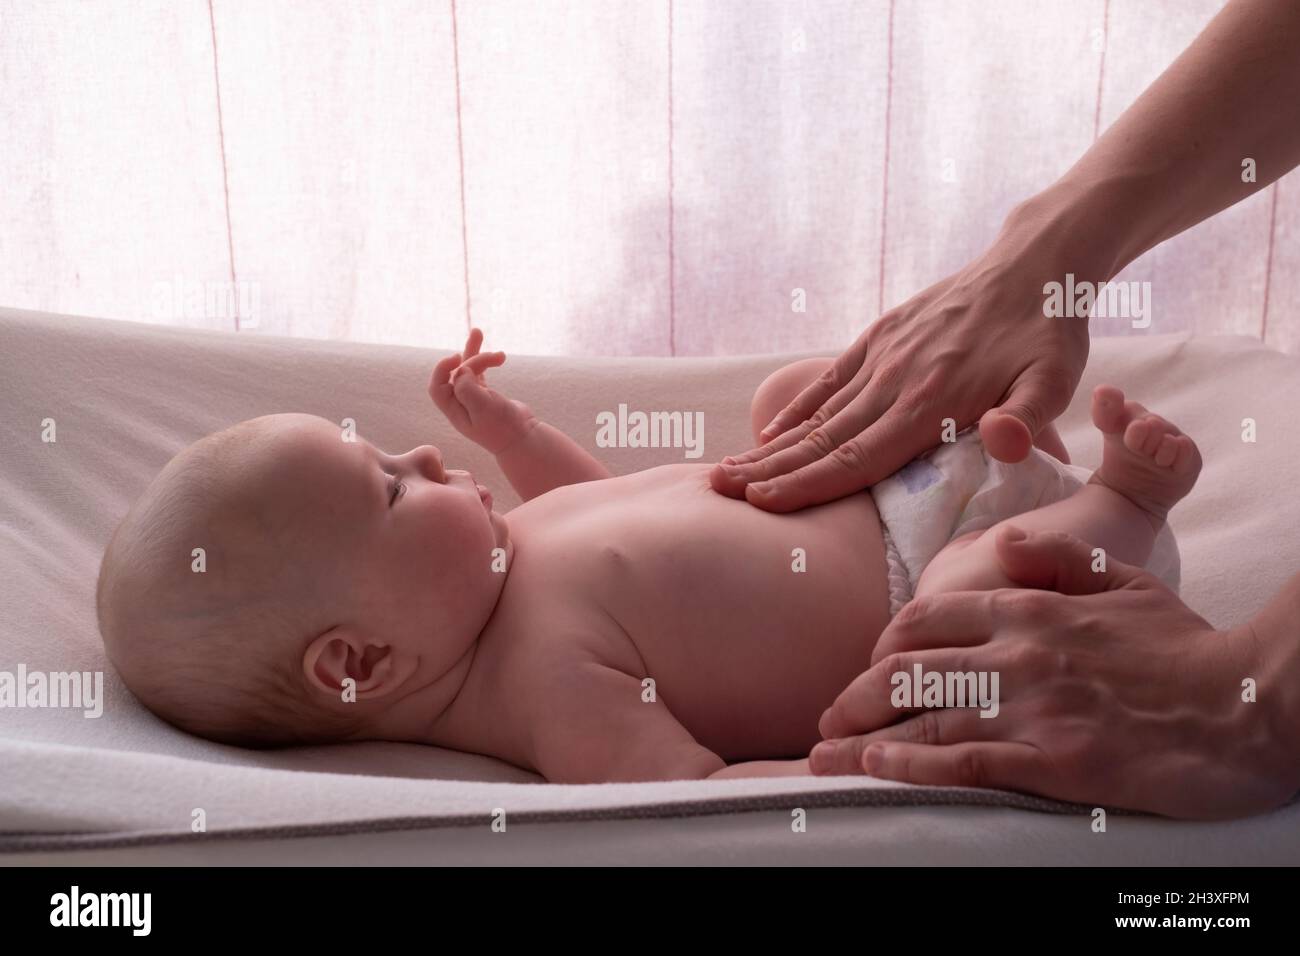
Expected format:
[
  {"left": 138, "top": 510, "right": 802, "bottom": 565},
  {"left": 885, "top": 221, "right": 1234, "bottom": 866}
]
[{"left": 301, "top": 626, "right": 395, "bottom": 700}]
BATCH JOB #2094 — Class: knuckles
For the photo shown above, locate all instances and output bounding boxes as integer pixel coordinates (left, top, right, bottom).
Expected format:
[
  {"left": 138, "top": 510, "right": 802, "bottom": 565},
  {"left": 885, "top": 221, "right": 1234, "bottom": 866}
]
[
  {"left": 872, "top": 359, "right": 907, "bottom": 391},
  {"left": 991, "top": 588, "right": 1058, "bottom": 624},
  {"left": 954, "top": 747, "right": 987, "bottom": 788},
  {"left": 902, "top": 709, "right": 944, "bottom": 746},
  {"left": 802, "top": 427, "right": 838, "bottom": 458},
  {"left": 831, "top": 439, "right": 870, "bottom": 473}
]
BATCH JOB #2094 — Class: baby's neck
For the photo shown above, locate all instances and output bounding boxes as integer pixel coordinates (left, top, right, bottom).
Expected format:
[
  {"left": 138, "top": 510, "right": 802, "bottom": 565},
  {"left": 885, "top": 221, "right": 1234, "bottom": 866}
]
[
  {"left": 357, "top": 637, "right": 478, "bottom": 745},
  {"left": 359, "top": 607, "right": 534, "bottom": 770}
]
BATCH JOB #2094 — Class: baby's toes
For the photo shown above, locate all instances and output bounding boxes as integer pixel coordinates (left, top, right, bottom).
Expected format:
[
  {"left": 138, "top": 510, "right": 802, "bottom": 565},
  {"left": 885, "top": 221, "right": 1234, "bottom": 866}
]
[
  {"left": 1154, "top": 432, "right": 1181, "bottom": 468},
  {"left": 1123, "top": 417, "right": 1153, "bottom": 456},
  {"left": 1090, "top": 384, "right": 1128, "bottom": 433},
  {"left": 1124, "top": 413, "right": 1171, "bottom": 458},
  {"left": 1169, "top": 434, "right": 1202, "bottom": 476}
]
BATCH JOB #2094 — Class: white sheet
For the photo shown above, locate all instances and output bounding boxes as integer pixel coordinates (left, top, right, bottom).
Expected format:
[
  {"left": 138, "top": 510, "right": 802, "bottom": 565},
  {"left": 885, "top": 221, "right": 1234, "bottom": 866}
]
[{"left": 2, "top": 306, "right": 1298, "bottom": 863}]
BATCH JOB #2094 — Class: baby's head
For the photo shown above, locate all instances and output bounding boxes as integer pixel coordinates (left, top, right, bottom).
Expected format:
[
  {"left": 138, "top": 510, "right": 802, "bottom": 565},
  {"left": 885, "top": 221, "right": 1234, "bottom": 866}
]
[{"left": 96, "top": 413, "right": 510, "bottom": 747}]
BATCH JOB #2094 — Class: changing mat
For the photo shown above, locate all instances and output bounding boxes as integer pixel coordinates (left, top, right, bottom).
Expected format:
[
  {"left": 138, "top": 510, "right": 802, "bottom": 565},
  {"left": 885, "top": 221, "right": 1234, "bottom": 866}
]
[{"left": 2, "top": 306, "right": 1298, "bottom": 864}]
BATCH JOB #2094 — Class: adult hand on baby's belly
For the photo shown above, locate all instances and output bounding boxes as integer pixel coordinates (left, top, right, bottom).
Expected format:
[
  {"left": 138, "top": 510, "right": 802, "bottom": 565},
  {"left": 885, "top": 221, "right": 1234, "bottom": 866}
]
[
  {"left": 713, "top": 229, "right": 1088, "bottom": 512},
  {"left": 808, "top": 528, "right": 1298, "bottom": 820}
]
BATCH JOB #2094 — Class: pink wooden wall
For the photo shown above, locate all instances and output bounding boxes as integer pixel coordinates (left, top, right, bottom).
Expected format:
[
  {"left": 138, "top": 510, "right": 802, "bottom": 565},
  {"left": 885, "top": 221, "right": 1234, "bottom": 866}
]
[{"left": 1, "top": 1, "right": 1293, "bottom": 355}]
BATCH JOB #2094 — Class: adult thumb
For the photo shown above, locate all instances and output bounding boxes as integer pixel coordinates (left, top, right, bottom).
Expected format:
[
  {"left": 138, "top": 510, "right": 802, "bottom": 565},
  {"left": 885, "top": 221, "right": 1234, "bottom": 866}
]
[
  {"left": 985, "top": 372, "right": 1068, "bottom": 464},
  {"left": 993, "top": 526, "right": 1149, "bottom": 596}
]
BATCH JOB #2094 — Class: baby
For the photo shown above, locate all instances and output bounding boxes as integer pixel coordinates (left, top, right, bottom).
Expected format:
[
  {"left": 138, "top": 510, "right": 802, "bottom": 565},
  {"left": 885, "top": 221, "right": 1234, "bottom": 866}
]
[{"left": 96, "top": 329, "right": 1196, "bottom": 782}]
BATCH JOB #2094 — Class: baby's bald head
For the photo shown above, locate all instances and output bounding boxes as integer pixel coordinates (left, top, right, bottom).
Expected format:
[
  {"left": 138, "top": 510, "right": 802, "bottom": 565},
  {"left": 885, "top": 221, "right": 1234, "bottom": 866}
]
[{"left": 96, "top": 415, "right": 361, "bottom": 747}]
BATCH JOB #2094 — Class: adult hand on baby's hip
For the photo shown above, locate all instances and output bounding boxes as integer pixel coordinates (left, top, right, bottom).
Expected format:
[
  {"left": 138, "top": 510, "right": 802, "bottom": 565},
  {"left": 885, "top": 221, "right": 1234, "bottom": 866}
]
[
  {"left": 713, "top": 234, "right": 1089, "bottom": 512},
  {"left": 810, "top": 528, "right": 1298, "bottom": 820}
]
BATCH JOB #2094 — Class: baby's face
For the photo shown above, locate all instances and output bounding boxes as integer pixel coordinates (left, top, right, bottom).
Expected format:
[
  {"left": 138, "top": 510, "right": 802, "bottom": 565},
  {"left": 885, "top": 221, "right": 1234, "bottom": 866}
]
[{"left": 254, "top": 414, "right": 510, "bottom": 676}]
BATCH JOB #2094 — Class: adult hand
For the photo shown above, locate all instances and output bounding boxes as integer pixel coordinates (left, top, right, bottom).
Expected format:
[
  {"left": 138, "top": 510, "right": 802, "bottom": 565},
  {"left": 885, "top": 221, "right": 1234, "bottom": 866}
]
[
  {"left": 714, "top": 0, "right": 1300, "bottom": 515},
  {"left": 711, "top": 227, "right": 1090, "bottom": 512},
  {"left": 810, "top": 528, "right": 1300, "bottom": 820}
]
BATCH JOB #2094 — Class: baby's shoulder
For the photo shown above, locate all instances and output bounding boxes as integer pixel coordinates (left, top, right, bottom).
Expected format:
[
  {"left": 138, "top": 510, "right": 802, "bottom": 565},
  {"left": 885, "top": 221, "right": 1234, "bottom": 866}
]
[{"left": 491, "top": 574, "right": 641, "bottom": 684}]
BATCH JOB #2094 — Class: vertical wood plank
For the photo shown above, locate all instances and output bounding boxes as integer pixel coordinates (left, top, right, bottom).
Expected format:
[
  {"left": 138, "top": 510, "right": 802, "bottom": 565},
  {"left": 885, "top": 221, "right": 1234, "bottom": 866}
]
[
  {"left": 0, "top": 0, "right": 232, "bottom": 328},
  {"left": 210, "top": 0, "right": 464, "bottom": 346}
]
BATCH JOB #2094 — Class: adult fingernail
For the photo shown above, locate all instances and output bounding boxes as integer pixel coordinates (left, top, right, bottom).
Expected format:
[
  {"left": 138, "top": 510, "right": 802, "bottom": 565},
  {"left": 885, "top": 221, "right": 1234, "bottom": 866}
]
[
  {"left": 750, "top": 481, "right": 773, "bottom": 496},
  {"left": 810, "top": 743, "right": 835, "bottom": 774},
  {"left": 721, "top": 455, "right": 737, "bottom": 465},
  {"left": 1001, "top": 526, "right": 1027, "bottom": 543}
]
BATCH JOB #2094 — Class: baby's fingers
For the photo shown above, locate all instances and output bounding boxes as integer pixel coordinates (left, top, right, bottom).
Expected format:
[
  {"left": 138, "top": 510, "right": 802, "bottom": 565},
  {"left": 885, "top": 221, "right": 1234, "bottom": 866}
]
[
  {"left": 431, "top": 352, "right": 464, "bottom": 392},
  {"left": 454, "top": 350, "right": 506, "bottom": 382},
  {"left": 451, "top": 365, "right": 506, "bottom": 421},
  {"left": 463, "top": 327, "right": 485, "bottom": 360},
  {"left": 430, "top": 353, "right": 473, "bottom": 432}
]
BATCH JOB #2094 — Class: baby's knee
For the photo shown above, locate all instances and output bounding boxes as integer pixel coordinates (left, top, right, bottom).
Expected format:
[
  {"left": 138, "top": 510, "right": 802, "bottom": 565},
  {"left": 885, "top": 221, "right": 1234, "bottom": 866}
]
[{"left": 750, "top": 357, "right": 834, "bottom": 443}]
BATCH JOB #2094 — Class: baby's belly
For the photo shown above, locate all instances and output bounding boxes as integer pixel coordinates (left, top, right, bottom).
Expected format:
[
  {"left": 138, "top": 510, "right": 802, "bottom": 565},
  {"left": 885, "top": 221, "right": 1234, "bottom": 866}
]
[{"left": 606, "top": 466, "right": 892, "bottom": 760}]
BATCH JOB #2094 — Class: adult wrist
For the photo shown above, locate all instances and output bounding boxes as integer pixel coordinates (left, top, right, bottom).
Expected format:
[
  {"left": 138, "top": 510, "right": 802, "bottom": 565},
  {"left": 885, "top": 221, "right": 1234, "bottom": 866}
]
[{"left": 998, "top": 172, "right": 1160, "bottom": 286}]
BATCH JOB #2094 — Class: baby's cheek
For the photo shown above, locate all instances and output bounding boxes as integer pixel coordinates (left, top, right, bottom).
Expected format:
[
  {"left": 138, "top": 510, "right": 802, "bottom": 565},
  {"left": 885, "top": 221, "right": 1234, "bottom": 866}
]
[{"left": 425, "top": 501, "right": 495, "bottom": 573}]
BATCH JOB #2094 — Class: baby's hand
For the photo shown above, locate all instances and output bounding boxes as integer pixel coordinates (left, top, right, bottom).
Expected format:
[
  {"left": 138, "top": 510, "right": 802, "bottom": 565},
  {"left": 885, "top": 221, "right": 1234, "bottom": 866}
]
[{"left": 429, "top": 328, "right": 536, "bottom": 454}]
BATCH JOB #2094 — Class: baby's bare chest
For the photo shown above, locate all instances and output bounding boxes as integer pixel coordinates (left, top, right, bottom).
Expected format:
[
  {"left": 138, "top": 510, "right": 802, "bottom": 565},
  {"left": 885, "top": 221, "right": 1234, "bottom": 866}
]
[{"left": 506, "top": 466, "right": 893, "bottom": 756}]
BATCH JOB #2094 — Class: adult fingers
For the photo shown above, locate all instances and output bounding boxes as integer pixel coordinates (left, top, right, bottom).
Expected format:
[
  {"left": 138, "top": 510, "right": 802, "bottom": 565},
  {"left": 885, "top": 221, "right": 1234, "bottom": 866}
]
[
  {"left": 810, "top": 707, "right": 1008, "bottom": 775},
  {"left": 993, "top": 527, "right": 1153, "bottom": 596},
  {"left": 727, "top": 363, "right": 879, "bottom": 477},
  {"left": 984, "top": 365, "right": 1073, "bottom": 464},
  {"left": 715, "top": 358, "right": 873, "bottom": 486},
  {"left": 741, "top": 401, "right": 931, "bottom": 512},
  {"left": 722, "top": 424, "right": 811, "bottom": 468},
  {"left": 869, "top": 593, "right": 996, "bottom": 667},
  {"left": 711, "top": 424, "right": 815, "bottom": 498},
  {"left": 818, "top": 645, "right": 987, "bottom": 740},
  {"left": 757, "top": 339, "right": 871, "bottom": 444},
  {"left": 823, "top": 740, "right": 1050, "bottom": 792}
]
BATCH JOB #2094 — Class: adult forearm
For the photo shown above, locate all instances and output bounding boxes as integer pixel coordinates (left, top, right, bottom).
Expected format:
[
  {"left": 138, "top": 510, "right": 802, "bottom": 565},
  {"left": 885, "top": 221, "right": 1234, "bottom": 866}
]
[{"left": 1007, "top": 0, "right": 1300, "bottom": 285}]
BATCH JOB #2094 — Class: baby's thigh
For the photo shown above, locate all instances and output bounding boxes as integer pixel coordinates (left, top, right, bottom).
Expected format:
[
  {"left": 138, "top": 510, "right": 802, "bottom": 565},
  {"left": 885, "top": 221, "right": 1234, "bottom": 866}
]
[
  {"left": 749, "top": 357, "right": 834, "bottom": 444},
  {"left": 913, "top": 529, "right": 1017, "bottom": 599}
]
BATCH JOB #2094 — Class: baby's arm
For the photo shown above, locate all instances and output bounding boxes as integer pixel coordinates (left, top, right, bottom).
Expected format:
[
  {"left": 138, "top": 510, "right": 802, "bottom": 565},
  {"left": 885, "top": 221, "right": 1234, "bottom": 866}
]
[
  {"left": 530, "top": 659, "right": 723, "bottom": 782},
  {"left": 493, "top": 419, "right": 610, "bottom": 502},
  {"left": 431, "top": 328, "right": 610, "bottom": 501},
  {"left": 531, "top": 658, "right": 809, "bottom": 782},
  {"left": 709, "top": 759, "right": 812, "bottom": 778}
]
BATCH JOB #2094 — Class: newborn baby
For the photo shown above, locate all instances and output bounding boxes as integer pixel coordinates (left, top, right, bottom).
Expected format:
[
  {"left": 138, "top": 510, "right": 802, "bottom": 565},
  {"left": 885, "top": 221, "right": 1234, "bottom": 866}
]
[{"left": 96, "top": 329, "right": 1197, "bottom": 782}]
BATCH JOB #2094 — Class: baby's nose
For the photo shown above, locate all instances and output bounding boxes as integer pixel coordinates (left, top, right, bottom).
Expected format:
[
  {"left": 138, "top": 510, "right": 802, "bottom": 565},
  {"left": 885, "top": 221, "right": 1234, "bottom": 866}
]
[{"left": 412, "top": 445, "right": 447, "bottom": 483}]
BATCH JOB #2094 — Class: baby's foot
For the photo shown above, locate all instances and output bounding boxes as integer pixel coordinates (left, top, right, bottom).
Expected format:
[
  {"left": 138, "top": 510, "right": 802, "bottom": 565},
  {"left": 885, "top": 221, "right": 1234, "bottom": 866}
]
[{"left": 1089, "top": 385, "right": 1201, "bottom": 523}]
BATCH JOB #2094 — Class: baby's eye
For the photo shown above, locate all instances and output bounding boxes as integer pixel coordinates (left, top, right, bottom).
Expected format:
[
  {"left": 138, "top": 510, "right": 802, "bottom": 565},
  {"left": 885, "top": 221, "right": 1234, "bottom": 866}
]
[{"left": 388, "top": 479, "right": 406, "bottom": 506}]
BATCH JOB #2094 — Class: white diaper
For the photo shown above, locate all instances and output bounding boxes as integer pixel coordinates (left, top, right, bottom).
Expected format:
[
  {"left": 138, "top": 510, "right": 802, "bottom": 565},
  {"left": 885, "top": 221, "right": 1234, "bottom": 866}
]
[{"left": 870, "top": 428, "right": 1180, "bottom": 616}]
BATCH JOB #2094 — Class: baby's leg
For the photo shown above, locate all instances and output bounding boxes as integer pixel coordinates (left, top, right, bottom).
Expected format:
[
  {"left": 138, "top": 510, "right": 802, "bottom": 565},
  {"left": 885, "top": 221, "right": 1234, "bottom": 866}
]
[
  {"left": 915, "top": 385, "right": 1201, "bottom": 597},
  {"left": 750, "top": 358, "right": 835, "bottom": 443},
  {"left": 749, "top": 357, "right": 1068, "bottom": 459}
]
